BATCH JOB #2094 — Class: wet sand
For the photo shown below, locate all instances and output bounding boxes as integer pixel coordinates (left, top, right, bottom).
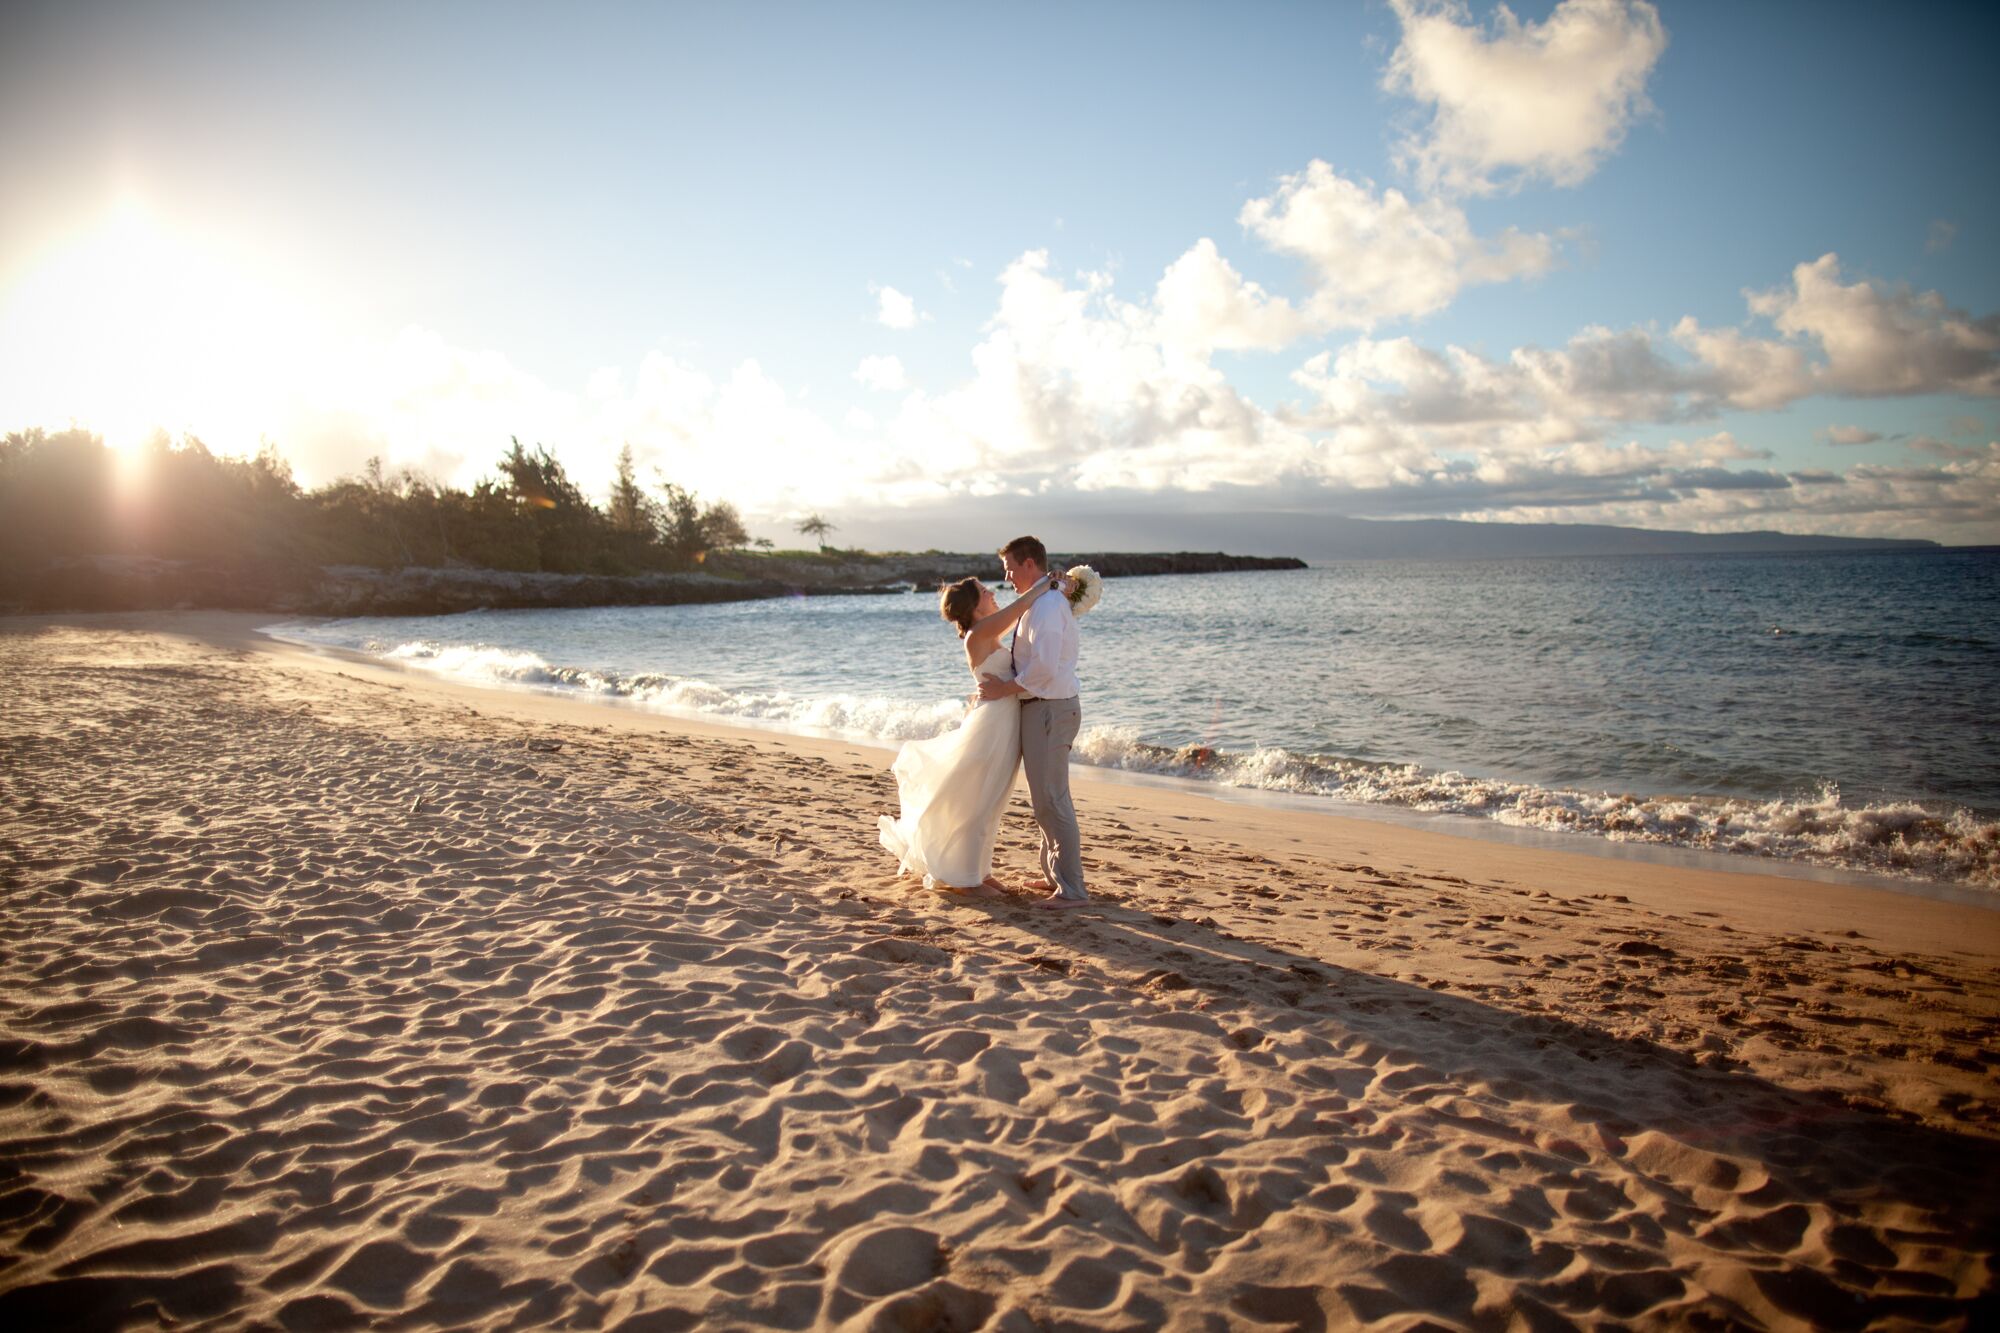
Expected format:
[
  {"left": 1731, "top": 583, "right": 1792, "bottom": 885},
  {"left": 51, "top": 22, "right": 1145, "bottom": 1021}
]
[{"left": 2, "top": 612, "right": 1995, "bottom": 1329}]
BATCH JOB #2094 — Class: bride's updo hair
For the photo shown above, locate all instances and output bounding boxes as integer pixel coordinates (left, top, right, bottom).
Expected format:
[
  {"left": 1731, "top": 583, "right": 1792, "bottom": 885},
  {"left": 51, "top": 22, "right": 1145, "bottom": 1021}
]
[{"left": 939, "top": 577, "right": 982, "bottom": 637}]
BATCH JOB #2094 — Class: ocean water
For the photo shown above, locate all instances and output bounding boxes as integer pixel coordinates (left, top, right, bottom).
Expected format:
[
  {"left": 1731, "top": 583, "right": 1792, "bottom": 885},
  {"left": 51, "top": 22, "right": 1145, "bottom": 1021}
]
[{"left": 265, "top": 549, "right": 2000, "bottom": 890}]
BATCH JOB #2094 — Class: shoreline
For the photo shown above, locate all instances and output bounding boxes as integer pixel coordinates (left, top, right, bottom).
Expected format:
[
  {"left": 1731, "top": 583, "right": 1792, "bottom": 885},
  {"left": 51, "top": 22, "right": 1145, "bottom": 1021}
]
[
  {"left": 4, "top": 610, "right": 1996, "bottom": 1328},
  {"left": 18, "top": 607, "right": 1997, "bottom": 983},
  {"left": 246, "top": 608, "right": 1984, "bottom": 920},
  {"left": 260, "top": 611, "right": 1999, "bottom": 906}
]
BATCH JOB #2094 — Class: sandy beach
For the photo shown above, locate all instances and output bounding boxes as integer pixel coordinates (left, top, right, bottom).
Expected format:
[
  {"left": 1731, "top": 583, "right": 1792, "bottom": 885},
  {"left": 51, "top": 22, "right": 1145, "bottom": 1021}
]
[{"left": 1, "top": 612, "right": 1995, "bottom": 1330}]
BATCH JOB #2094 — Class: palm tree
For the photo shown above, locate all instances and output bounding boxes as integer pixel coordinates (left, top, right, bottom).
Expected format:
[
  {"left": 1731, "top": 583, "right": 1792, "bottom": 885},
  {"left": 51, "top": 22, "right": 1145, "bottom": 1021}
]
[{"left": 796, "top": 513, "right": 836, "bottom": 550}]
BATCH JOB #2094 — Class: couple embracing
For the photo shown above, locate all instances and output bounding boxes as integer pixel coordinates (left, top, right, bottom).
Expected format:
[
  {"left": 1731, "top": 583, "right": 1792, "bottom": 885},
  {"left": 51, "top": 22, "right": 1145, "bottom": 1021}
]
[{"left": 878, "top": 536, "right": 1090, "bottom": 909}]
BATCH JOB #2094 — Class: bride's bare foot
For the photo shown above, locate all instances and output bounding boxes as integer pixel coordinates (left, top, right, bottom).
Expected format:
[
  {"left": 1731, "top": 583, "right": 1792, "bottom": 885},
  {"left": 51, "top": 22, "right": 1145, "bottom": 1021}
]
[{"left": 980, "top": 875, "right": 1011, "bottom": 894}]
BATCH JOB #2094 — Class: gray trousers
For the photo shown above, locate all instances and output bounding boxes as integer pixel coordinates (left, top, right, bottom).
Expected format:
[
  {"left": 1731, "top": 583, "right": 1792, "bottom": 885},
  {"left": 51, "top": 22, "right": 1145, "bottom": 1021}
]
[{"left": 1020, "top": 696, "right": 1085, "bottom": 899}]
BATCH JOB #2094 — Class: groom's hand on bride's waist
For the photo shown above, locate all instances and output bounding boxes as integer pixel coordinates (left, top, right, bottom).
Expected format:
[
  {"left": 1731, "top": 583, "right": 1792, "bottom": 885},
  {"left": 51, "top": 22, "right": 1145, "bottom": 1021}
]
[{"left": 976, "top": 675, "right": 1028, "bottom": 702}]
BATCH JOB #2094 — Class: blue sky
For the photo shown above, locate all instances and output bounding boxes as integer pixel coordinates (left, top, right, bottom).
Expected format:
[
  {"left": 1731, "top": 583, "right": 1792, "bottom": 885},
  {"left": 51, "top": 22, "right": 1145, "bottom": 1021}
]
[{"left": 3, "top": 1, "right": 1996, "bottom": 546}]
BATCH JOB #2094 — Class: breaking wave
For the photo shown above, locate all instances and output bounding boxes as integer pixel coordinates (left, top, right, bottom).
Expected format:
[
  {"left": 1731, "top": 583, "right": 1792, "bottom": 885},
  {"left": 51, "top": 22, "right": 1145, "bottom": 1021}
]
[
  {"left": 376, "top": 640, "right": 968, "bottom": 742},
  {"left": 280, "top": 631, "right": 1999, "bottom": 892},
  {"left": 1074, "top": 728, "right": 1999, "bottom": 890}
]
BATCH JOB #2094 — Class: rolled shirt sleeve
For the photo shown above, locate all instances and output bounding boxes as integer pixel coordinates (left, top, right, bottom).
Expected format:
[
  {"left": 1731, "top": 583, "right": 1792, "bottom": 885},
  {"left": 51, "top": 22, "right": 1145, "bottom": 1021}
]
[{"left": 1013, "top": 594, "right": 1080, "bottom": 700}]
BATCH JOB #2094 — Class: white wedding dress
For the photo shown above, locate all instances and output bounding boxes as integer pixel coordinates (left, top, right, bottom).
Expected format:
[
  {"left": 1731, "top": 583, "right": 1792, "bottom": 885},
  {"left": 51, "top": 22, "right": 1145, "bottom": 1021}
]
[{"left": 878, "top": 647, "right": 1023, "bottom": 889}]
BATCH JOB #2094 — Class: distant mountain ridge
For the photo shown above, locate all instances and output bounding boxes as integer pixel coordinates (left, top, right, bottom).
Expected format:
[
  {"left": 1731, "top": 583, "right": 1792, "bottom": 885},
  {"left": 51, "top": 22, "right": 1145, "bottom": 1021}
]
[
  {"left": 839, "top": 509, "right": 1938, "bottom": 563},
  {"left": 1283, "top": 515, "right": 1937, "bottom": 561}
]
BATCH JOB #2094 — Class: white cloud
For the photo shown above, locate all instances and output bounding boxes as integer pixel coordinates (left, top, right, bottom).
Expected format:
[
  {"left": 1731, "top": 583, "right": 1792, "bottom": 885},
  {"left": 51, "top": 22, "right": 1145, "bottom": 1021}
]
[
  {"left": 1291, "top": 324, "right": 1746, "bottom": 451},
  {"left": 1517, "top": 324, "right": 1701, "bottom": 420},
  {"left": 1237, "top": 160, "right": 1556, "bottom": 330},
  {"left": 1666, "top": 317, "right": 1814, "bottom": 411},
  {"left": 1928, "top": 219, "right": 1958, "bottom": 254},
  {"left": 1908, "top": 436, "right": 1992, "bottom": 462},
  {"left": 1258, "top": 427, "right": 1780, "bottom": 521},
  {"left": 279, "top": 337, "right": 883, "bottom": 521},
  {"left": 1748, "top": 253, "right": 2000, "bottom": 397},
  {"left": 1295, "top": 337, "right": 1535, "bottom": 429},
  {"left": 76, "top": 246, "right": 1991, "bottom": 546},
  {"left": 1105, "top": 159, "right": 1560, "bottom": 361},
  {"left": 875, "top": 285, "right": 922, "bottom": 329},
  {"left": 1295, "top": 254, "right": 2000, "bottom": 449},
  {"left": 879, "top": 250, "right": 1320, "bottom": 500},
  {"left": 281, "top": 326, "right": 579, "bottom": 491},
  {"left": 853, "top": 354, "right": 907, "bottom": 392},
  {"left": 262, "top": 256, "right": 1316, "bottom": 519},
  {"left": 586, "top": 356, "right": 870, "bottom": 510},
  {"left": 1264, "top": 244, "right": 2000, "bottom": 539},
  {"left": 1151, "top": 237, "right": 1308, "bottom": 354},
  {"left": 1384, "top": 0, "right": 1668, "bottom": 194},
  {"left": 1475, "top": 447, "right": 2000, "bottom": 544}
]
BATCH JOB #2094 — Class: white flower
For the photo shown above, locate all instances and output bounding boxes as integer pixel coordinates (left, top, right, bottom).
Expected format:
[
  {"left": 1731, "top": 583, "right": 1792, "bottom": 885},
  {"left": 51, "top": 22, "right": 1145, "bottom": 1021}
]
[{"left": 1064, "top": 565, "right": 1102, "bottom": 615}]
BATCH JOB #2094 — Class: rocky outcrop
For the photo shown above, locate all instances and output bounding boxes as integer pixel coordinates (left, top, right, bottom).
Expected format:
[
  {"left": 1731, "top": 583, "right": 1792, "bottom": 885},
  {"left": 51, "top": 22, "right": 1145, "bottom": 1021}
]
[
  {"left": 705, "top": 550, "right": 1307, "bottom": 589},
  {"left": 2, "top": 555, "right": 322, "bottom": 615},
  {"left": 1, "top": 550, "right": 1306, "bottom": 616},
  {"left": 0, "top": 556, "right": 801, "bottom": 617},
  {"left": 295, "top": 565, "right": 817, "bottom": 616}
]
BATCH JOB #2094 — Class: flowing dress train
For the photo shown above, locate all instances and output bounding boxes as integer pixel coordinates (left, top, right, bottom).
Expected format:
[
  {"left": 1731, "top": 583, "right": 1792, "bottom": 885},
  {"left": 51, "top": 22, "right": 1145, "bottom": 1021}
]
[{"left": 878, "top": 648, "right": 1022, "bottom": 889}]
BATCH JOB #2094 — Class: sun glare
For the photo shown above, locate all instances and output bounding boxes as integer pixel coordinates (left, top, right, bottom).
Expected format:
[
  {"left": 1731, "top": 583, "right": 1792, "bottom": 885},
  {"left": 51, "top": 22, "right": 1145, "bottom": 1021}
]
[{"left": 0, "top": 199, "right": 318, "bottom": 458}]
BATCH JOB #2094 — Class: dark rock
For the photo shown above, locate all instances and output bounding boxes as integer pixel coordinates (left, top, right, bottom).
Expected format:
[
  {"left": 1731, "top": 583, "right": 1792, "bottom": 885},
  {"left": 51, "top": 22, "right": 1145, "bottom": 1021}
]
[
  {"left": 706, "top": 548, "right": 1306, "bottom": 591},
  {"left": 0, "top": 555, "right": 806, "bottom": 617}
]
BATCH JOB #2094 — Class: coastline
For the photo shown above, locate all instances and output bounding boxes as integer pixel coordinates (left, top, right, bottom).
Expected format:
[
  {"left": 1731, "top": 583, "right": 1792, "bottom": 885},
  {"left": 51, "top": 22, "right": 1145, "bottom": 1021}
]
[
  {"left": 246, "top": 613, "right": 2000, "bottom": 938},
  {"left": 3, "top": 611, "right": 1996, "bottom": 1328},
  {"left": 262, "top": 608, "right": 2000, "bottom": 904},
  {"left": 0, "top": 550, "right": 1306, "bottom": 618}
]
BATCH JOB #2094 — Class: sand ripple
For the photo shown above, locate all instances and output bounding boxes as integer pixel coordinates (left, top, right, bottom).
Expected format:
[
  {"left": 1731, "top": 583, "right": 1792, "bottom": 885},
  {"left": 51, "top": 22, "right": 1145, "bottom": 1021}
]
[{"left": 1, "top": 619, "right": 1996, "bottom": 1329}]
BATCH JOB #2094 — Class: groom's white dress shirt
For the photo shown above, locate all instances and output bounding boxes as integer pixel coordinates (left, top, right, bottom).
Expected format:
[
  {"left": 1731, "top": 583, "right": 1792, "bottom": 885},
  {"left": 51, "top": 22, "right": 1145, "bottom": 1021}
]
[{"left": 1012, "top": 593, "right": 1079, "bottom": 701}]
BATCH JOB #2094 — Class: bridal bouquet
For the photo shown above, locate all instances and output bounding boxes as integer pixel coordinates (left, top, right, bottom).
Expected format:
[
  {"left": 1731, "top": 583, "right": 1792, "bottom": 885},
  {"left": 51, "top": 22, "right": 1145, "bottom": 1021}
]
[{"left": 1063, "top": 565, "right": 1102, "bottom": 615}]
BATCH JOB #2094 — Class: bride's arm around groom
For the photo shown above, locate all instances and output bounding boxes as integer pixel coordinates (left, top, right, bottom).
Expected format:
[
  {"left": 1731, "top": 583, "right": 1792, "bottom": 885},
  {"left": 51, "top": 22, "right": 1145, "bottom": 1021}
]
[{"left": 951, "top": 572, "right": 1068, "bottom": 692}]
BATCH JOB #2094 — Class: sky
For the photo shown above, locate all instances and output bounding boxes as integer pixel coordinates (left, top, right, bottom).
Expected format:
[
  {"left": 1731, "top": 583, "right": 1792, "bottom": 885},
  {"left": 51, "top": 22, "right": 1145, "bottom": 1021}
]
[{"left": 3, "top": 0, "right": 1997, "bottom": 549}]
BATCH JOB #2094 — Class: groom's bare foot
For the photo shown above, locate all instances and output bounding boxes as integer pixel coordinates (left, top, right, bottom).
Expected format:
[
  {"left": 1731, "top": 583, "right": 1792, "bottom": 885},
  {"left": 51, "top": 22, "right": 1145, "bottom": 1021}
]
[
  {"left": 1028, "top": 891, "right": 1089, "bottom": 910},
  {"left": 1022, "top": 878, "right": 1053, "bottom": 891}
]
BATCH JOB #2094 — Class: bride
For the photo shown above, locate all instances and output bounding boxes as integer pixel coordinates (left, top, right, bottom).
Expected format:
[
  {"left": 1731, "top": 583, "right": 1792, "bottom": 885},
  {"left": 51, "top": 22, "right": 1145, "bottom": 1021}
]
[{"left": 878, "top": 571, "right": 1069, "bottom": 896}]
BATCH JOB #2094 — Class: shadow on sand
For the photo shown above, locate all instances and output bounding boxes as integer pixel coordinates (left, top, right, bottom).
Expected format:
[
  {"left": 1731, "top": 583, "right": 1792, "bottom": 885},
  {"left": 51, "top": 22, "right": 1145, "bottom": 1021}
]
[{"left": 976, "top": 890, "right": 2000, "bottom": 1330}]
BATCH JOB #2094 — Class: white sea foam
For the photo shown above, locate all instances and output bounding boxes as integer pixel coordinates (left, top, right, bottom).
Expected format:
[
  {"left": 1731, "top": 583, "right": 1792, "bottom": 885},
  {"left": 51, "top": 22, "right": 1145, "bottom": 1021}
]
[
  {"left": 287, "top": 629, "right": 1999, "bottom": 891},
  {"left": 1073, "top": 727, "right": 2000, "bottom": 889},
  {"left": 377, "top": 639, "right": 968, "bottom": 743}
]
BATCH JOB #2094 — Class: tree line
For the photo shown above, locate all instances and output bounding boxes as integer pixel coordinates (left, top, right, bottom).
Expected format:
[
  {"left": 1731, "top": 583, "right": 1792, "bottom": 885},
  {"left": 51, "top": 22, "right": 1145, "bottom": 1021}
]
[{"left": 0, "top": 428, "right": 755, "bottom": 575}]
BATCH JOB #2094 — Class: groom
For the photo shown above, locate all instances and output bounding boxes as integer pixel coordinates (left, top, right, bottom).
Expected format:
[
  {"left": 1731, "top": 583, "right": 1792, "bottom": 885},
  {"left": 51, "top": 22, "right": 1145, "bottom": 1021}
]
[{"left": 977, "top": 536, "right": 1087, "bottom": 908}]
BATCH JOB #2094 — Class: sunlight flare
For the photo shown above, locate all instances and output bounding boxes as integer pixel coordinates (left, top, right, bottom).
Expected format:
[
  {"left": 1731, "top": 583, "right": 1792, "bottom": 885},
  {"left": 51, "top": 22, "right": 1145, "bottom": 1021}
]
[{"left": 0, "top": 199, "right": 324, "bottom": 456}]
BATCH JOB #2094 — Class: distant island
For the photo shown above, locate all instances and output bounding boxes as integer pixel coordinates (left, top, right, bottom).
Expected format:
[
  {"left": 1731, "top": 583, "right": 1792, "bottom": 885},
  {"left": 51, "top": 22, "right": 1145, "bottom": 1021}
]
[{"left": 1265, "top": 514, "right": 1936, "bottom": 561}]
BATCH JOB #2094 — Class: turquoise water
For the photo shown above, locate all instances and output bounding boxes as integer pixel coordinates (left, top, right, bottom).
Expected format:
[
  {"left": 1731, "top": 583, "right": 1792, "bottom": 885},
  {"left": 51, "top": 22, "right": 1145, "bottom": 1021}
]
[{"left": 268, "top": 548, "right": 2000, "bottom": 889}]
